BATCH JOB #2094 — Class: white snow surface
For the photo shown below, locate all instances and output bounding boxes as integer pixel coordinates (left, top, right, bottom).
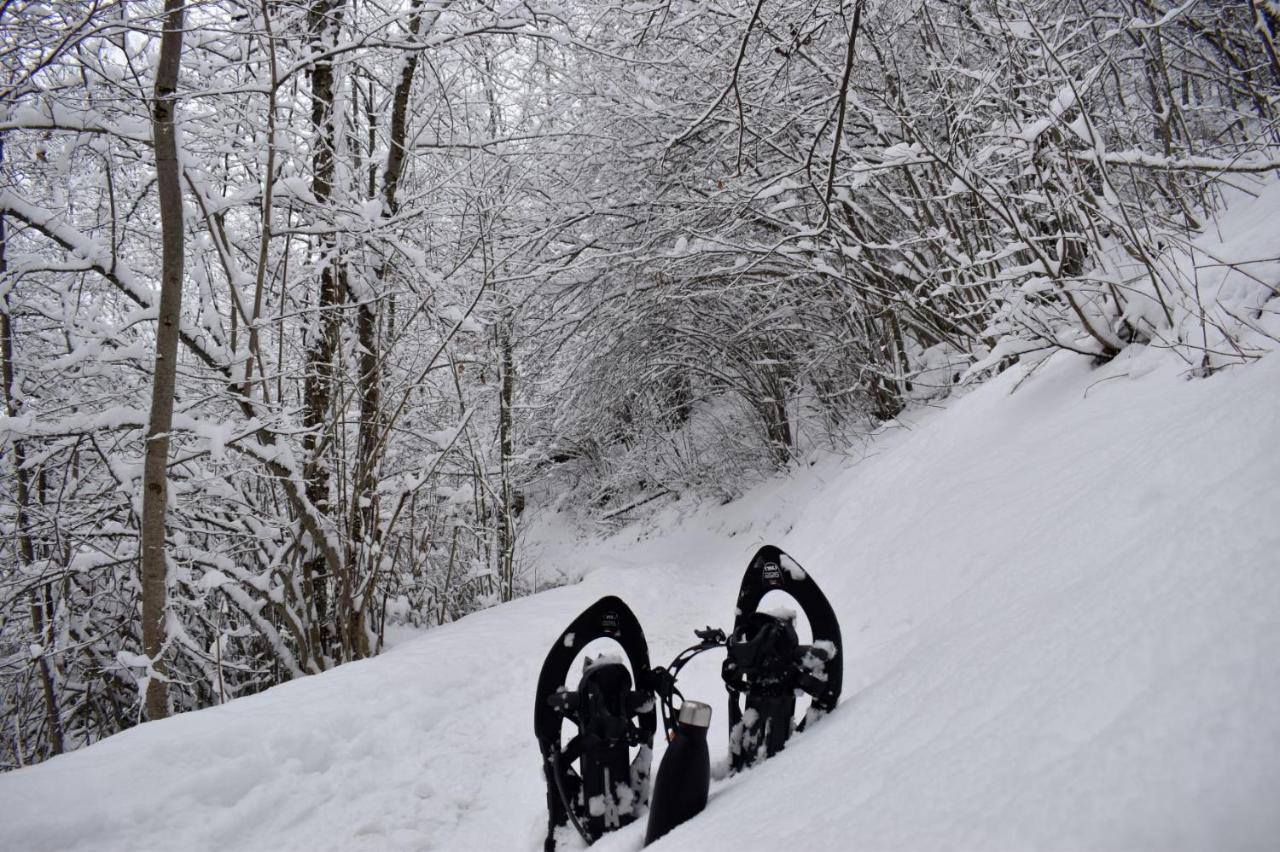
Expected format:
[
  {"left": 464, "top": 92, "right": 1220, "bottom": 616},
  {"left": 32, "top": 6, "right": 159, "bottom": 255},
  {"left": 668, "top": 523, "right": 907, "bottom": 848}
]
[{"left": 3, "top": 349, "right": 1279, "bottom": 851}]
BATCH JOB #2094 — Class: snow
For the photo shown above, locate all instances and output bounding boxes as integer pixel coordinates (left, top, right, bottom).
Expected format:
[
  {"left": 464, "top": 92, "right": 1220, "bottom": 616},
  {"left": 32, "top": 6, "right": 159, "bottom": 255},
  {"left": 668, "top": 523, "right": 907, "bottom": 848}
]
[
  {"left": 758, "top": 606, "right": 797, "bottom": 624},
  {"left": 1071, "top": 149, "right": 1280, "bottom": 174},
  {"left": 2, "top": 349, "right": 1279, "bottom": 851},
  {"left": 197, "top": 569, "right": 232, "bottom": 591},
  {"left": 878, "top": 142, "right": 921, "bottom": 163},
  {"left": 435, "top": 304, "right": 484, "bottom": 333}
]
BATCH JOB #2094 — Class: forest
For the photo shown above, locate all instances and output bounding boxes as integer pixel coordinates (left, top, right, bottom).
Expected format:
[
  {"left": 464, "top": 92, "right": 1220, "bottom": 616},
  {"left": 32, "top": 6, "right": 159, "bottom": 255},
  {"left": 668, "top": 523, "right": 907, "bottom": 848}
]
[{"left": 2, "top": 0, "right": 1277, "bottom": 770}]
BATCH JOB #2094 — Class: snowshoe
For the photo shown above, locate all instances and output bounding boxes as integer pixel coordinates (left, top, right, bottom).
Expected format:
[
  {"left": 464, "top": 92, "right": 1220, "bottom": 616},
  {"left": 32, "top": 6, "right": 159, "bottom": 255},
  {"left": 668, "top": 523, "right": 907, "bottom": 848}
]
[
  {"left": 534, "top": 596, "right": 657, "bottom": 850},
  {"left": 724, "top": 545, "right": 843, "bottom": 771}
]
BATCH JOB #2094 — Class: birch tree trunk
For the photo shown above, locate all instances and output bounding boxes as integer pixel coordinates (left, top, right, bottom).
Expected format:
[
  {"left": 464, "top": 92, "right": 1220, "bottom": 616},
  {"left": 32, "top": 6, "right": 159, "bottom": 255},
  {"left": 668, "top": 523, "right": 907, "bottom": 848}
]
[{"left": 139, "top": 0, "right": 187, "bottom": 722}]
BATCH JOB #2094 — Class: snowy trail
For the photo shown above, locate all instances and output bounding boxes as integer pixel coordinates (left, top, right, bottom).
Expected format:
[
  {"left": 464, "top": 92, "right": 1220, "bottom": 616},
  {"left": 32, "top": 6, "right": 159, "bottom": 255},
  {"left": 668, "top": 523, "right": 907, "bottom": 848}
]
[{"left": 2, "top": 350, "right": 1278, "bottom": 851}]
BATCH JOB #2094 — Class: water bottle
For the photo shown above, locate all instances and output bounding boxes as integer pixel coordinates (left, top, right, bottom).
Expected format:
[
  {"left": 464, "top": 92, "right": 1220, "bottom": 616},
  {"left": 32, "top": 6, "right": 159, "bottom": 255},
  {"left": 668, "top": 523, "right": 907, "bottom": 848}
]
[{"left": 644, "top": 700, "right": 712, "bottom": 846}]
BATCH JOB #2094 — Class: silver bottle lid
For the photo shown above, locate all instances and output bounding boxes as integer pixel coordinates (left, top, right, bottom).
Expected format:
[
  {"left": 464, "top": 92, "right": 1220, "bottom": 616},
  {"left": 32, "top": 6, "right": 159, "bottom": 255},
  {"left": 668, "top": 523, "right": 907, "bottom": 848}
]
[{"left": 678, "top": 700, "right": 712, "bottom": 728}]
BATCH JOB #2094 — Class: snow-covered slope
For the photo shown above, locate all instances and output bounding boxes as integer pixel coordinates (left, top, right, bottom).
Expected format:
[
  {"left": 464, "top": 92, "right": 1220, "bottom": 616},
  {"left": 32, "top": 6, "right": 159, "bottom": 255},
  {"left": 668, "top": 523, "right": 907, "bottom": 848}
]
[{"left": 2, "top": 350, "right": 1278, "bottom": 851}]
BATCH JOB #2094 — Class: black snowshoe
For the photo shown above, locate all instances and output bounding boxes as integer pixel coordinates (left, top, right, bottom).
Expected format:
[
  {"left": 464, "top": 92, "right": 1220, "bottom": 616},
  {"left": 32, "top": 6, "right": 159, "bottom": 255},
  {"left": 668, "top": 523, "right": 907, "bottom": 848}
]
[
  {"left": 724, "top": 545, "right": 843, "bottom": 771},
  {"left": 534, "top": 546, "right": 843, "bottom": 847},
  {"left": 534, "top": 596, "right": 657, "bottom": 851}
]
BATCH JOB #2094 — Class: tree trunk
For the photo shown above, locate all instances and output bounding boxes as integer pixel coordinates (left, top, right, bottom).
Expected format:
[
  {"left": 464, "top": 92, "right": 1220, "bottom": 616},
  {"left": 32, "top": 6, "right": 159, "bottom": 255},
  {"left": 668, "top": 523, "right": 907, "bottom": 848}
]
[
  {"left": 496, "top": 315, "right": 516, "bottom": 601},
  {"left": 302, "top": 0, "right": 346, "bottom": 663},
  {"left": 139, "top": 0, "right": 187, "bottom": 722},
  {"left": 341, "top": 0, "right": 432, "bottom": 659},
  {"left": 1250, "top": 0, "right": 1280, "bottom": 83},
  {"left": 1, "top": 140, "right": 65, "bottom": 757}
]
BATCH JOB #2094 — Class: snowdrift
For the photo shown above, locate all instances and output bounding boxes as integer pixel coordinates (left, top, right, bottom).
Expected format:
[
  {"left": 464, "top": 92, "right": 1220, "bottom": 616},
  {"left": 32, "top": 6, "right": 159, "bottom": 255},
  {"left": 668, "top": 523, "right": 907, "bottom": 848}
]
[{"left": 2, "top": 349, "right": 1278, "bottom": 851}]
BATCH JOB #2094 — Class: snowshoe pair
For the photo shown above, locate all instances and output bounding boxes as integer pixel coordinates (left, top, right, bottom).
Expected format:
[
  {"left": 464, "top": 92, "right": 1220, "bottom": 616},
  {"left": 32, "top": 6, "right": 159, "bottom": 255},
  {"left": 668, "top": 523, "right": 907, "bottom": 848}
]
[{"left": 534, "top": 545, "right": 843, "bottom": 849}]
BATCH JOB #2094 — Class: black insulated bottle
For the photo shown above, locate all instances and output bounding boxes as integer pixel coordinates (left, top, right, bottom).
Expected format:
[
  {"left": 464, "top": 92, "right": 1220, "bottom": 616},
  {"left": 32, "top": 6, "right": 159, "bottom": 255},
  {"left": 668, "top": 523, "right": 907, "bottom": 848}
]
[{"left": 644, "top": 700, "right": 711, "bottom": 846}]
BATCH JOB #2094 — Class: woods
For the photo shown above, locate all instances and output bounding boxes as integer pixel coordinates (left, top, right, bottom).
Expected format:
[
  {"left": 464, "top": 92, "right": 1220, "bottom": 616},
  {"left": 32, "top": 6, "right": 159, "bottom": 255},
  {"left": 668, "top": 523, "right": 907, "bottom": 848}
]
[{"left": 2, "top": 0, "right": 1277, "bottom": 769}]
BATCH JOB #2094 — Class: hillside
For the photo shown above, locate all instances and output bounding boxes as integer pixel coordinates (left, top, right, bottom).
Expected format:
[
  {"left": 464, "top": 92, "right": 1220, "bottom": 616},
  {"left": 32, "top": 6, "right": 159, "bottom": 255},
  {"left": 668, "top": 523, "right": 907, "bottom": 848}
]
[{"left": 1, "top": 347, "right": 1278, "bottom": 851}]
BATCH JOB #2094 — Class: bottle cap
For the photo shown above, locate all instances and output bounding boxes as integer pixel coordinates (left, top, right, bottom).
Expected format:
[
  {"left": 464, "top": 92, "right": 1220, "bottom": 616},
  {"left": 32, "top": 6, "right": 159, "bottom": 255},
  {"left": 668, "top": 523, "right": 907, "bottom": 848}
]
[{"left": 678, "top": 700, "right": 712, "bottom": 728}]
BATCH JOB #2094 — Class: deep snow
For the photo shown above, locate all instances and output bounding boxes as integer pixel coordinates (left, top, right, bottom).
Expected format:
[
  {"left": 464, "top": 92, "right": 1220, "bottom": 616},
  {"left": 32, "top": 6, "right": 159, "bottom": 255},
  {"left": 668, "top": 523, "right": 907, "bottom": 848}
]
[{"left": 2, "top": 348, "right": 1278, "bottom": 851}]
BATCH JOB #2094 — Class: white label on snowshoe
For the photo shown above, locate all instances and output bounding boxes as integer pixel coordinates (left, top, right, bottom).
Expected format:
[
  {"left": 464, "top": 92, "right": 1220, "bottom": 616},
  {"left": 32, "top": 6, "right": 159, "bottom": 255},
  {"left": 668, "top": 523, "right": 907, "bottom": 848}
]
[{"left": 601, "top": 611, "right": 620, "bottom": 635}]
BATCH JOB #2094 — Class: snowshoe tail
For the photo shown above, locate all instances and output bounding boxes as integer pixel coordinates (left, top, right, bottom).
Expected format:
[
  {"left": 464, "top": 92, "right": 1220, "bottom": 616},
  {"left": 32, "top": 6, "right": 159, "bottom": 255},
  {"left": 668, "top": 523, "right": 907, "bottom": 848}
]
[
  {"left": 724, "top": 545, "right": 843, "bottom": 772},
  {"left": 535, "top": 596, "right": 657, "bottom": 850}
]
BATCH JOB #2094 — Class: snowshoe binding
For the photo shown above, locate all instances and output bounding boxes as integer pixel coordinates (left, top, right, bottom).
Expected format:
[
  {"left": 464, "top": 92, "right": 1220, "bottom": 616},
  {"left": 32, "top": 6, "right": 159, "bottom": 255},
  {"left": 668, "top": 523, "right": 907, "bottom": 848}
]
[
  {"left": 724, "top": 545, "right": 843, "bottom": 771},
  {"left": 534, "top": 596, "right": 657, "bottom": 850}
]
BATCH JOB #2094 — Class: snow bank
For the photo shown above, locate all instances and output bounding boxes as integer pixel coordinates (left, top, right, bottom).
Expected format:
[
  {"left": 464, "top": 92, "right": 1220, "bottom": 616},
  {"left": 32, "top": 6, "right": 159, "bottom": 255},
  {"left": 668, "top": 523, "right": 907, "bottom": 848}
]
[{"left": 2, "top": 349, "right": 1277, "bottom": 851}]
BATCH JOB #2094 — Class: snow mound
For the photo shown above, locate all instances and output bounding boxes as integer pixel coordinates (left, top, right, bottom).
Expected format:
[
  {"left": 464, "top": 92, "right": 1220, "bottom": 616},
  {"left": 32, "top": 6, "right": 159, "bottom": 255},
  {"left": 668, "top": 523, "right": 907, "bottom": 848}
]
[{"left": 2, "top": 349, "right": 1278, "bottom": 851}]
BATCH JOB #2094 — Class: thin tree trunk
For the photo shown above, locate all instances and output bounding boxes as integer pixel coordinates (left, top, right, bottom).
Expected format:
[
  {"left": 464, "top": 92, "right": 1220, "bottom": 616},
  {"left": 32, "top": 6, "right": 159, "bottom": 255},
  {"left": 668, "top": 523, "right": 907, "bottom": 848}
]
[
  {"left": 302, "top": 0, "right": 345, "bottom": 662},
  {"left": 496, "top": 315, "right": 516, "bottom": 600},
  {"left": 139, "top": 0, "right": 186, "bottom": 722},
  {"left": 1, "top": 139, "right": 65, "bottom": 757},
  {"left": 1250, "top": 0, "right": 1280, "bottom": 83},
  {"left": 246, "top": 0, "right": 280, "bottom": 406},
  {"left": 342, "top": 0, "right": 443, "bottom": 655}
]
